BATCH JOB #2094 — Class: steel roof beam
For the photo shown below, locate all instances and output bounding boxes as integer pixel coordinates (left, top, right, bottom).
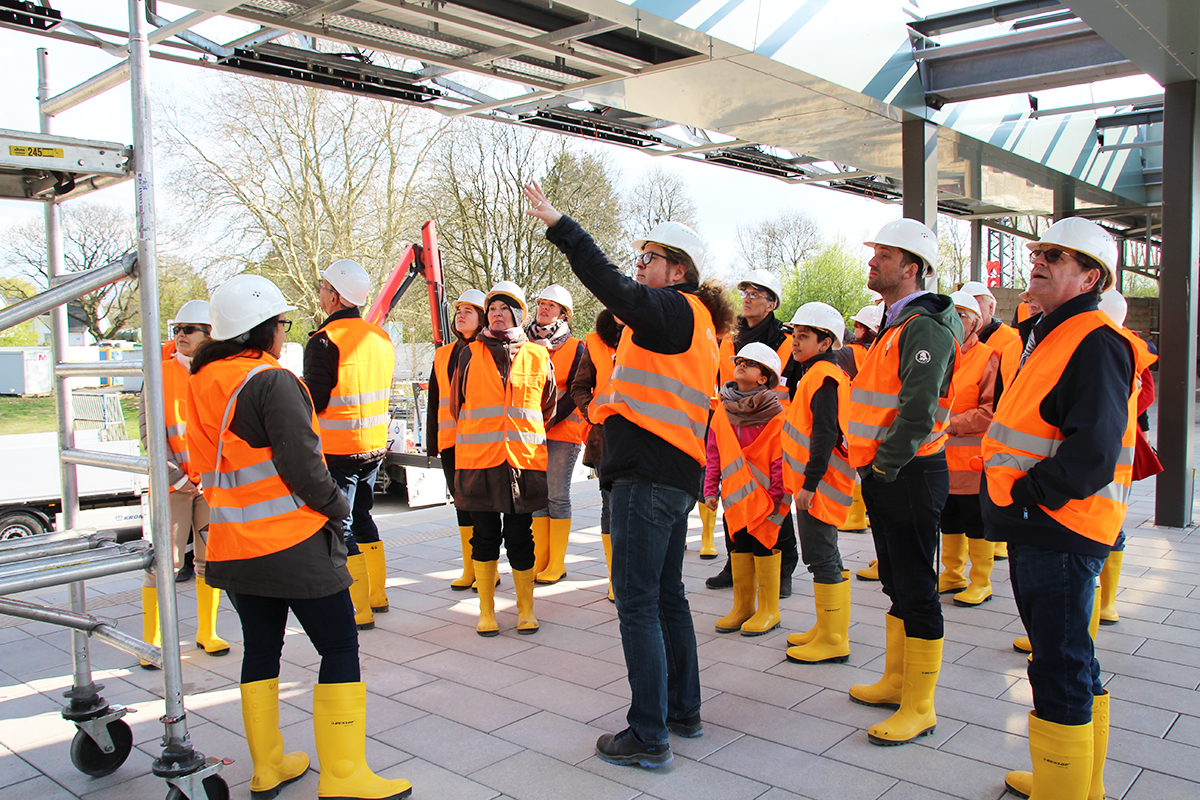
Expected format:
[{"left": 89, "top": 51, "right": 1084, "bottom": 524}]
[{"left": 909, "top": 0, "right": 1066, "bottom": 37}]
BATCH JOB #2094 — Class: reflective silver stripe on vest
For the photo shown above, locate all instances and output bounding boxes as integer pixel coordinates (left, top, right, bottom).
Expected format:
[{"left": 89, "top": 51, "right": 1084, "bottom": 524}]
[
  {"left": 848, "top": 420, "right": 889, "bottom": 441},
  {"left": 783, "top": 421, "right": 810, "bottom": 450},
  {"left": 318, "top": 414, "right": 390, "bottom": 431},
  {"left": 922, "top": 430, "right": 947, "bottom": 445},
  {"left": 209, "top": 364, "right": 298, "bottom": 498},
  {"left": 457, "top": 430, "right": 547, "bottom": 446},
  {"left": 721, "top": 456, "right": 745, "bottom": 483},
  {"left": 987, "top": 423, "right": 1061, "bottom": 457},
  {"left": 210, "top": 493, "right": 305, "bottom": 526},
  {"left": 460, "top": 405, "right": 542, "bottom": 422},
  {"left": 816, "top": 480, "right": 853, "bottom": 507},
  {"left": 984, "top": 451, "right": 1042, "bottom": 474},
  {"left": 723, "top": 481, "right": 757, "bottom": 508},
  {"left": 608, "top": 365, "right": 712, "bottom": 414},
  {"left": 438, "top": 397, "right": 451, "bottom": 408},
  {"left": 172, "top": 448, "right": 189, "bottom": 465},
  {"left": 946, "top": 436, "right": 984, "bottom": 448},
  {"left": 828, "top": 452, "right": 857, "bottom": 481},
  {"left": 594, "top": 390, "right": 708, "bottom": 443},
  {"left": 934, "top": 405, "right": 951, "bottom": 424},
  {"left": 1115, "top": 445, "right": 1135, "bottom": 468},
  {"left": 1095, "top": 481, "right": 1130, "bottom": 504},
  {"left": 438, "top": 419, "right": 456, "bottom": 431},
  {"left": 850, "top": 388, "right": 899, "bottom": 409},
  {"left": 207, "top": 460, "right": 278, "bottom": 491},
  {"left": 782, "top": 450, "right": 804, "bottom": 474},
  {"left": 166, "top": 424, "right": 186, "bottom": 439},
  {"left": 766, "top": 510, "right": 786, "bottom": 527},
  {"left": 326, "top": 389, "right": 390, "bottom": 407},
  {"left": 748, "top": 463, "right": 771, "bottom": 491}
]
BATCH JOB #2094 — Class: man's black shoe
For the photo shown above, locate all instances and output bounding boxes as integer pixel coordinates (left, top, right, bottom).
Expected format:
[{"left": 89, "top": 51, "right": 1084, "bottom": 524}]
[
  {"left": 666, "top": 714, "right": 703, "bottom": 738},
  {"left": 705, "top": 559, "right": 732, "bottom": 590},
  {"left": 174, "top": 564, "right": 195, "bottom": 583},
  {"left": 595, "top": 728, "right": 673, "bottom": 768},
  {"left": 778, "top": 574, "right": 792, "bottom": 599}
]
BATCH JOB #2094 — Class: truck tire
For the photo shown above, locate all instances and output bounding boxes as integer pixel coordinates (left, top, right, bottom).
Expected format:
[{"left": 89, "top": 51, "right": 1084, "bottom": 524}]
[{"left": 0, "top": 511, "right": 47, "bottom": 540}]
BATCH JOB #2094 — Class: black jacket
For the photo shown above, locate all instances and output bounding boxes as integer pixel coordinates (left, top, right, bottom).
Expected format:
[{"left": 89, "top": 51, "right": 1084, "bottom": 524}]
[
  {"left": 982, "top": 293, "right": 1134, "bottom": 558},
  {"left": 546, "top": 215, "right": 705, "bottom": 498}
]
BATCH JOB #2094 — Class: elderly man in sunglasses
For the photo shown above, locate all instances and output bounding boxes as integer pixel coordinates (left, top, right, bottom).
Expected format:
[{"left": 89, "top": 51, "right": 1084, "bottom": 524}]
[{"left": 980, "top": 217, "right": 1154, "bottom": 799}]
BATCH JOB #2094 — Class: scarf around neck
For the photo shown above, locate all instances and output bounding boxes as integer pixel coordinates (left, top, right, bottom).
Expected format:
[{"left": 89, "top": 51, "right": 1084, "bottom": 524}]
[
  {"left": 719, "top": 381, "right": 782, "bottom": 427},
  {"left": 527, "top": 318, "right": 571, "bottom": 350}
]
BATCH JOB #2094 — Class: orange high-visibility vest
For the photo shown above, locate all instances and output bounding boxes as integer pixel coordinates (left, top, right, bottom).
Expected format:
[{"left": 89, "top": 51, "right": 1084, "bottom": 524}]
[
  {"left": 943, "top": 341, "right": 996, "bottom": 487},
  {"left": 781, "top": 360, "right": 855, "bottom": 527},
  {"left": 712, "top": 406, "right": 787, "bottom": 549},
  {"left": 316, "top": 318, "right": 395, "bottom": 456},
  {"left": 187, "top": 355, "right": 331, "bottom": 562},
  {"left": 998, "top": 336, "right": 1024, "bottom": 391},
  {"left": 849, "top": 343, "right": 869, "bottom": 373},
  {"left": 847, "top": 316, "right": 958, "bottom": 467},
  {"left": 547, "top": 338, "right": 590, "bottom": 445},
  {"left": 584, "top": 332, "right": 616, "bottom": 425},
  {"left": 433, "top": 342, "right": 458, "bottom": 453},
  {"left": 593, "top": 293, "right": 718, "bottom": 464},
  {"left": 981, "top": 311, "right": 1151, "bottom": 546},
  {"left": 719, "top": 333, "right": 793, "bottom": 409},
  {"left": 456, "top": 340, "right": 549, "bottom": 471},
  {"left": 162, "top": 354, "right": 195, "bottom": 489},
  {"left": 1015, "top": 301, "right": 1032, "bottom": 323},
  {"left": 982, "top": 320, "right": 1019, "bottom": 353}
]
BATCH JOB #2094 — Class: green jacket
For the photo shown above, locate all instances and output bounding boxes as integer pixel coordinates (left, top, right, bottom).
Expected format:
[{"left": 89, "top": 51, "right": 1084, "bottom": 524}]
[{"left": 867, "top": 292, "right": 963, "bottom": 482}]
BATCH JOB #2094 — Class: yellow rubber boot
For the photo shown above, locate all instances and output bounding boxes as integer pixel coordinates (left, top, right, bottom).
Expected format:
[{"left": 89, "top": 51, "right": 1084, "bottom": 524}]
[
  {"left": 313, "top": 682, "right": 412, "bottom": 800},
  {"left": 715, "top": 553, "right": 756, "bottom": 633},
  {"left": 450, "top": 527, "right": 475, "bottom": 591},
  {"left": 954, "top": 538, "right": 995, "bottom": 607},
  {"left": 840, "top": 483, "right": 868, "bottom": 532},
  {"left": 868, "top": 636, "right": 943, "bottom": 745},
  {"left": 536, "top": 517, "right": 571, "bottom": 584},
  {"left": 1090, "top": 589, "right": 1101, "bottom": 641},
  {"left": 698, "top": 503, "right": 719, "bottom": 558},
  {"left": 1014, "top": 636, "right": 1032, "bottom": 654},
  {"left": 531, "top": 516, "right": 551, "bottom": 576},
  {"left": 141, "top": 586, "right": 161, "bottom": 670},
  {"left": 1098, "top": 551, "right": 1123, "bottom": 625},
  {"left": 787, "top": 579, "right": 850, "bottom": 663},
  {"left": 994, "top": 540, "right": 1009, "bottom": 560},
  {"left": 788, "top": 570, "right": 849, "bottom": 647},
  {"left": 1004, "top": 712, "right": 1093, "bottom": 800},
  {"left": 195, "top": 575, "right": 231, "bottom": 656},
  {"left": 601, "top": 533, "right": 614, "bottom": 602},
  {"left": 856, "top": 559, "right": 879, "bottom": 582},
  {"left": 512, "top": 567, "right": 539, "bottom": 634},
  {"left": 850, "top": 614, "right": 905, "bottom": 708},
  {"left": 346, "top": 554, "right": 374, "bottom": 631},
  {"left": 1088, "top": 691, "right": 1110, "bottom": 800},
  {"left": 361, "top": 542, "right": 389, "bottom": 613},
  {"left": 474, "top": 560, "right": 499, "bottom": 637},
  {"left": 240, "top": 678, "right": 310, "bottom": 800},
  {"left": 938, "top": 533, "right": 969, "bottom": 594},
  {"left": 741, "top": 551, "right": 782, "bottom": 636}
]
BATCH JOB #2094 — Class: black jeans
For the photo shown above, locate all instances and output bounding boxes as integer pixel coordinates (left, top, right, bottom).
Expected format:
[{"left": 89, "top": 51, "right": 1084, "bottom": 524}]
[
  {"left": 228, "top": 589, "right": 360, "bottom": 684},
  {"left": 940, "top": 492, "right": 986, "bottom": 539},
  {"left": 469, "top": 511, "right": 535, "bottom": 570},
  {"left": 723, "top": 509, "right": 799, "bottom": 576},
  {"left": 861, "top": 453, "right": 949, "bottom": 640},
  {"left": 328, "top": 459, "right": 382, "bottom": 555}
]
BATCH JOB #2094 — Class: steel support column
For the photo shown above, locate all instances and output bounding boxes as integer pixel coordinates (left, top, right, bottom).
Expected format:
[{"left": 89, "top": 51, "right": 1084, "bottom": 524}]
[
  {"left": 1155, "top": 80, "right": 1199, "bottom": 528},
  {"left": 902, "top": 118, "right": 938, "bottom": 230},
  {"left": 1054, "top": 181, "right": 1075, "bottom": 221},
  {"left": 970, "top": 219, "right": 983, "bottom": 282}
]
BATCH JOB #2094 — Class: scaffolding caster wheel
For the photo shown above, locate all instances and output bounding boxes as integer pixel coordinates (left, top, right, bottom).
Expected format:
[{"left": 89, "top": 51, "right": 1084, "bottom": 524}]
[
  {"left": 165, "top": 775, "right": 229, "bottom": 800},
  {"left": 70, "top": 719, "right": 133, "bottom": 777}
]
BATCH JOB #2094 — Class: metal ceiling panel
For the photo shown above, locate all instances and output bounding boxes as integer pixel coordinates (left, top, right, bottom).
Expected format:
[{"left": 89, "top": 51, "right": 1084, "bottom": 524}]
[{"left": 1069, "top": 0, "right": 1199, "bottom": 84}]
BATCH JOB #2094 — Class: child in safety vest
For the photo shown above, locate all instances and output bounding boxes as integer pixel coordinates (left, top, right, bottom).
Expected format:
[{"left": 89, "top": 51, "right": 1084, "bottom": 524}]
[
  {"left": 779, "top": 302, "right": 855, "bottom": 665},
  {"left": 704, "top": 342, "right": 787, "bottom": 637}
]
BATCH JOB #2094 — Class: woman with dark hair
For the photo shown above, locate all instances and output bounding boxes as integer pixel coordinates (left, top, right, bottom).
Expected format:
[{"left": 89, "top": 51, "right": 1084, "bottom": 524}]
[{"left": 188, "top": 274, "right": 410, "bottom": 800}]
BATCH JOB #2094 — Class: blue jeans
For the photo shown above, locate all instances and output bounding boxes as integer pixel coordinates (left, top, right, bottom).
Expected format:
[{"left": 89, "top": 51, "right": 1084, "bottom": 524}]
[
  {"left": 1009, "top": 543, "right": 1105, "bottom": 726},
  {"left": 609, "top": 479, "right": 701, "bottom": 745},
  {"left": 328, "top": 459, "right": 382, "bottom": 556},
  {"left": 532, "top": 440, "right": 581, "bottom": 519}
]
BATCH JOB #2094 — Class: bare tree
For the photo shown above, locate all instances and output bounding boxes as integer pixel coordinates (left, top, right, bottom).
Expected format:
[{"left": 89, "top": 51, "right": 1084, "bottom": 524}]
[
  {"left": 937, "top": 215, "right": 971, "bottom": 291},
  {"left": 2, "top": 203, "right": 139, "bottom": 341},
  {"left": 736, "top": 209, "right": 823, "bottom": 278},
  {"left": 162, "top": 75, "right": 447, "bottom": 339},
  {"left": 621, "top": 165, "right": 699, "bottom": 246}
]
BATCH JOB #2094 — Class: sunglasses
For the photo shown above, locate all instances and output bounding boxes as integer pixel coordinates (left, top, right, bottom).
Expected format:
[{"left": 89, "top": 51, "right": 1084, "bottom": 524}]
[
  {"left": 635, "top": 251, "right": 666, "bottom": 267},
  {"left": 733, "top": 358, "right": 764, "bottom": 371},
  {"left": 742, "top": 289, "right": 771, "bottom": 301},
  {"left": 172, "top": 325, "right": 206, "bottom": 336},
  {"left": 277, "top": 319, "right": 293, "bottom": 332},
  {"left": 1029, "top": 247, "right": 1073, "bottom": 265}
]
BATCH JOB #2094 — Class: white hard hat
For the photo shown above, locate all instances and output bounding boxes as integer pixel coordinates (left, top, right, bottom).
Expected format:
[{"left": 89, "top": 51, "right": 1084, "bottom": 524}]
[
  {"left": 1098, "top": 289, "right": 1128, "bottom": 328},
  {"left": 454, "top": 289, "right": 486, "bottom": 313},
  {"left": 1026, "top": 217, "right": 1117, "bottom": 291},
  {"left": 320, "top": 259, "right": 371, "bottom": 306},
  {"left": 173, "top": 299, "right": 210, "bottom": 327},
  {"left": 865, "top": 218, "right": 938, "bottom": 275},
  {"left": 631, "top": 221, "right": 706, "bottom": 267},
  {"left": 733, "top": 341, "right": 782, "bottom": 389},
  {"left": 851, "top": 303, "right": 884, "bottom": 334},
  {"left": 788, "top": 302, "right": 845, "bottom": 349},
  {"left": 737, "top": 269, "right": 783, "bottom": 306},
  {"left": 959, "top": 280, "right": 994, "bottom": 301},
  {"left": 949, "top": 290, "right": 981, "bottom": 319},
  {"left": 485, "top": 281, "right": 528, "bottom": 325},
  {"left": 209, "top": 274, "right": 296, "bottom": 341},
  {"left": 536, "top": 284, "right": 574, "bottom": 320},
  {"left": 869, "top": 290, "right": 884, "bottom": 305}
]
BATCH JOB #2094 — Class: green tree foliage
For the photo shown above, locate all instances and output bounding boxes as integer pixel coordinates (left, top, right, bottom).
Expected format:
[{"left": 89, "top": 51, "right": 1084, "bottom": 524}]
[{"left": 778, "top": 238, "right": 873, "bottom": 328}]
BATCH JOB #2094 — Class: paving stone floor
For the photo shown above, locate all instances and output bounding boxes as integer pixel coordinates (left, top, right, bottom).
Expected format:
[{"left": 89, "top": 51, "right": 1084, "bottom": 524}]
[{"left": 1, "top": 431, "right": 1197, "bottom": 799}]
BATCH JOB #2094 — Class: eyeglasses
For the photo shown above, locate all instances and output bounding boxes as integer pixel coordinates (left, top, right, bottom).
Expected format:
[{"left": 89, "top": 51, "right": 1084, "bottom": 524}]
[
  {"left": 733, "top": 358, "right": 763, "bottom": 370},
  {"left": 742, "top": 289, "right": 771, "bottom": 301},
  {"left": 635, "top": 251, "right": 666, "bottom": 267},
  {"left": 172, "top": 325, "right": 206, "bottom": 336},
  {"left": 277, "top": 319, "right": 293, "bottom": 332},
  {"left": 1029, "top": 247, "right": 1073, "bottom": 265}
]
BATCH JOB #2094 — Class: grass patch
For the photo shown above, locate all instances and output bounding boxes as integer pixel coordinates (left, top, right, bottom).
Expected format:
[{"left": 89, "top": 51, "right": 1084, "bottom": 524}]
[{"left": 0, "top": 393, "right": 141, "bottom": 438}]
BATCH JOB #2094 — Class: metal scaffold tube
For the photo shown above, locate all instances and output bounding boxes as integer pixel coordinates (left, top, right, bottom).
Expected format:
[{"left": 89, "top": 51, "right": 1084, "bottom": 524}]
[{"left": 0, "top": 255, "right": 136, "bottom": 332}]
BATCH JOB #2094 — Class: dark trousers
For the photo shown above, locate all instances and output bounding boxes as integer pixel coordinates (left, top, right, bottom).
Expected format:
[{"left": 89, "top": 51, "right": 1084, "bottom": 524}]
[
  {"left": 228, "top": 589, "right": 359, "bottom": 684},
  {"left": 723, "top": 509, "right": 798, "bottom": 576},
  {"left": 1009, "top": 543, "right": 1105, "bottom": 726},
  {"left": 861, "top": 453, "right": 949, "bottom": 640},
  {"left": 731, "top": 528, "right": 774, "bottom": 557},
  {"left": 796, "top": 509, "right": 844, "bottom": 584},
  {"left": 940, "top": 492, "right": 986, "bottom": 539},
  {"left": 328, "top": 459, "right": 382, "bottom": 556},
  {"left": 439, "top": 447, "right": 474, "bottom": 528},
  {"left": 469, "top": 511, "right": 535, "bottom": 570}
]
